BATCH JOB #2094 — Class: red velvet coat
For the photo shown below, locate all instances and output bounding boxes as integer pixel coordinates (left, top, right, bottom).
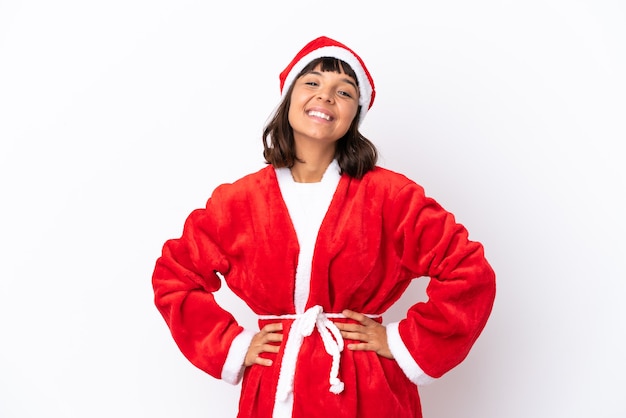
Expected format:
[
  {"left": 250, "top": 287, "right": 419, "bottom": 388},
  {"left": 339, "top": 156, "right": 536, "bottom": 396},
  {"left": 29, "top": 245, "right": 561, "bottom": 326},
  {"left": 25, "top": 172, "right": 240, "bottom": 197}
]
[{"left": 152, "top": 165, "right": 496, "bottom": 418}]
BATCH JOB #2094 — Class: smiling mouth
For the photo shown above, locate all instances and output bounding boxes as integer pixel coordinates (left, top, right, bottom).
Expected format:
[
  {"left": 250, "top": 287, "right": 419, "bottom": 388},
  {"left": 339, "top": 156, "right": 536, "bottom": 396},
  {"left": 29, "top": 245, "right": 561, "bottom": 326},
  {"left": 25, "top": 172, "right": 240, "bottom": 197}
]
[{"left": 307, "top": 110, "right": 332, "bottom": 121}]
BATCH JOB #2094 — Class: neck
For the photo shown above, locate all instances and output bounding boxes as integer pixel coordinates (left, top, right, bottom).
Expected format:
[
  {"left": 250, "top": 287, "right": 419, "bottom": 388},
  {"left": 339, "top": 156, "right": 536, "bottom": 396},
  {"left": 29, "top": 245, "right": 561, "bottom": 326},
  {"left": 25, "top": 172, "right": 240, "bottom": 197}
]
[{"left": 290, "top": 143, "right": 336, "bottom": 183}]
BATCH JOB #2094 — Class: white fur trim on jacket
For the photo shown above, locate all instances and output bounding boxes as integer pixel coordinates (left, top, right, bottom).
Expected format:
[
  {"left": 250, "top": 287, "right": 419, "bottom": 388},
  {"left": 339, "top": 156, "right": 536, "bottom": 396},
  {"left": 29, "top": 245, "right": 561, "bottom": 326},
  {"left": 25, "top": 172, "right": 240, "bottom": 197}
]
[
  {"left": 221, "top": 328, "right": 256, "bottom": 385},
  {"left": 386, "top": 322, "right": 436, "bottom": 386}
]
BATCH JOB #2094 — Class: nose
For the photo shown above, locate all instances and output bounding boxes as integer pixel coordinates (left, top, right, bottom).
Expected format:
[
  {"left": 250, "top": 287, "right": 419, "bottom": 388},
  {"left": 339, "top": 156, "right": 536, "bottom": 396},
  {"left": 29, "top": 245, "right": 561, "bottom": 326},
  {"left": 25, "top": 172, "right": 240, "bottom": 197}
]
[{"left": 317, "top": 87, "right": 334, "bottom": 103}]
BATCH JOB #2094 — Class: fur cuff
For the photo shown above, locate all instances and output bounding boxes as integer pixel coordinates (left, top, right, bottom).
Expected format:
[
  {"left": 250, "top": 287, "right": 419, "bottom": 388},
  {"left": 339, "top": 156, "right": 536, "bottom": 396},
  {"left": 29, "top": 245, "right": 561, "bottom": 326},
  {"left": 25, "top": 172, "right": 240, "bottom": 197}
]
[
  {"left": 221, "top": 329, "right": 255, "bottom": 385},
  {"left": 386, "top": 322, "right": 436, "bottom": 386}
]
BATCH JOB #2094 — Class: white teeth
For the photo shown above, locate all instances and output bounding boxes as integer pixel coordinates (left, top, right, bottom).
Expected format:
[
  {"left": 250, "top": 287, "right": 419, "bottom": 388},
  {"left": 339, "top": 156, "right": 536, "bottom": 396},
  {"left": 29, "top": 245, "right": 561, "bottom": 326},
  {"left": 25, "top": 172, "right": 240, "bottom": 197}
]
[{"left": 308, "top": 110, "right": 331, "bottom": 121}]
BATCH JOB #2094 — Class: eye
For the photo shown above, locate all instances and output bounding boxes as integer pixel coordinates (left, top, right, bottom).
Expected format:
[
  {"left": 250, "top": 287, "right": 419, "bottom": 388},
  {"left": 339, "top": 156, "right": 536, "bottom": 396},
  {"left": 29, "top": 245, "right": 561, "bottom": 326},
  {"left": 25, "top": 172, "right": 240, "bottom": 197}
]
[
  {"left": 305, "top": 81, "right": 319, "bottom": 87},
  {"left": 338, "top": 86, "right": 358, "bottom": 99}
]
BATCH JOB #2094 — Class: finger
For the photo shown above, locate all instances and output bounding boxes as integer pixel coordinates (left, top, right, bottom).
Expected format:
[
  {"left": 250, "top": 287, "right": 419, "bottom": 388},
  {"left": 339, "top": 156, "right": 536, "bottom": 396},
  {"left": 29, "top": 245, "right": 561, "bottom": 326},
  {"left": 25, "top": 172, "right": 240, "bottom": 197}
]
[
  {"left": 255, "top": 356, "right": 273, "bottom": 366},
  {"left": 340, "top": 330, "right": 369, "bottom": 342},
  {"left": 263, "top": 332, "right": 284, "bottom": 343},
  {"left": 261, "top": 322, "right": 283, "bottom": 333},
  {"left": 342, "top": 309, "right": 372, "bottom": 325},
  {"left": 346, "top": 342, "right": 375, "bottom": 351},
  {"left": 245, "top": 349, "right": 266, "bottom": 367},
  {"left": 262, "top": 344, "right": 281, "bottom": 354},
  {"left": 335, "top": 322, "right": 364, "bottom": 333}
]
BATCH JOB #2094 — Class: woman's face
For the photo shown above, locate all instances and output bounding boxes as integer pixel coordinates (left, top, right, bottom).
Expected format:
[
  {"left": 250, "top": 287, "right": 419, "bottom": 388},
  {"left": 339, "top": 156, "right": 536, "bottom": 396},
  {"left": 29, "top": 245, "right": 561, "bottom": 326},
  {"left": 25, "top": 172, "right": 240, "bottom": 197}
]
[{"left": 288, "top": 64, "right": 359, "bottom": 148}]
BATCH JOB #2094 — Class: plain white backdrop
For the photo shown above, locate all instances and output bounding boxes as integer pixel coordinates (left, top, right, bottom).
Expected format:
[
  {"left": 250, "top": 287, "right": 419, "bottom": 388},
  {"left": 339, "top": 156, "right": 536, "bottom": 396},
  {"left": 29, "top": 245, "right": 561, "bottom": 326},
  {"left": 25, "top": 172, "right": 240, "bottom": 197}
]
[{"left": 1, "top": 1, "right": 625, "bottom": 417}]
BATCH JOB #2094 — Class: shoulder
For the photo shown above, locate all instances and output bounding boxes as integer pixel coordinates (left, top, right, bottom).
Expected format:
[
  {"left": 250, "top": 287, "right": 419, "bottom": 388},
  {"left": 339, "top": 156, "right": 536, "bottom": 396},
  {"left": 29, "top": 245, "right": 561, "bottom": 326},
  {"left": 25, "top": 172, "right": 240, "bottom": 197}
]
[
  {"left": 202, "top": 165, "right": 276, "bottom": 212},
  {"left": 355, "top": 167, "right": 441, "bottom": 219},
  {"left": 211, "top": 165, "right": 275, "bottom": 197},
  {"left": 359, "top": 166, "right": 425, "bottom": 196}
]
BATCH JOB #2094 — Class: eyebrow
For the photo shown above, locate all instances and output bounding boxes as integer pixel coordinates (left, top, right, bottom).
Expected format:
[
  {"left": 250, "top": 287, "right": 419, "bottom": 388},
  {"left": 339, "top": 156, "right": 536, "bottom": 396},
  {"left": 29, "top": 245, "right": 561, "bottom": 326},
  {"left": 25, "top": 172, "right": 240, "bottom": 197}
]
[{"left": 308, "top": 71, "right": 358, "bottom": 90}]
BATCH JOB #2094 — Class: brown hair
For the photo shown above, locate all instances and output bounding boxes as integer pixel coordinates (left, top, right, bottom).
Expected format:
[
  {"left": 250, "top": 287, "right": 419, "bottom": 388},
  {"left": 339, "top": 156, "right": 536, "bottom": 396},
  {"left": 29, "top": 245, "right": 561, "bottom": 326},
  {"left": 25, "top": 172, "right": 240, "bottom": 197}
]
[{"left": 262, "top": 57, "right": 378, "bottom": 179}]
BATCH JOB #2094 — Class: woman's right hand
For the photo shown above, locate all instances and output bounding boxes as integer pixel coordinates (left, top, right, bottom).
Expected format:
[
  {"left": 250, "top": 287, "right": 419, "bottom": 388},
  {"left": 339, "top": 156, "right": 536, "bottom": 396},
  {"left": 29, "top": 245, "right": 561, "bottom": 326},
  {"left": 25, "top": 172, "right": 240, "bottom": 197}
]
[{"left": 244, "top": 323, "right": 283, "bottom": 367}]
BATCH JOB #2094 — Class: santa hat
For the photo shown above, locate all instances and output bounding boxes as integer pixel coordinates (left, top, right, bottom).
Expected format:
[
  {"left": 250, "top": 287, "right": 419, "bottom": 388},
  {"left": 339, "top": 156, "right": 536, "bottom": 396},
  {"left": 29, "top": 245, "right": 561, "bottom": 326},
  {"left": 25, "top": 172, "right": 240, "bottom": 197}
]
[{"left": 279, "top": 36, "right": 375, "bottom": 126}]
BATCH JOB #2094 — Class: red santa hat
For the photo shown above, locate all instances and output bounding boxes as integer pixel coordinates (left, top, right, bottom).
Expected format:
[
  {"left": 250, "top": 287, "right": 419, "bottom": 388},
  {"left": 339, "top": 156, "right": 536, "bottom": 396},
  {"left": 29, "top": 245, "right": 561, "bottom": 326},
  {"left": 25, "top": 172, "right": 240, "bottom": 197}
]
[{"left": 279, "top": 36, "right": 376, "bottom": 126}]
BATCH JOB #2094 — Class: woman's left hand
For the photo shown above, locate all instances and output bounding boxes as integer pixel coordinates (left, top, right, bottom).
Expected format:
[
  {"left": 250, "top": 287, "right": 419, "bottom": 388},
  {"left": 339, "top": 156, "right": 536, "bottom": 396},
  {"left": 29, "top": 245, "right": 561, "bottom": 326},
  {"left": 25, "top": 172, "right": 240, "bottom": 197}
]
[{"left": 335, "top": 310, "right": 395, "bottom": 359}]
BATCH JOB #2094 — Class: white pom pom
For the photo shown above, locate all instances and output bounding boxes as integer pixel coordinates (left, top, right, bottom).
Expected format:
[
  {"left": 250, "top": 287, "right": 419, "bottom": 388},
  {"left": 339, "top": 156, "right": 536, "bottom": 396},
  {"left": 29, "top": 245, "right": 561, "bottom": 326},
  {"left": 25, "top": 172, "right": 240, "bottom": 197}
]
[{"left": 329, "top": 379, "right": 345, "bottom": 394}]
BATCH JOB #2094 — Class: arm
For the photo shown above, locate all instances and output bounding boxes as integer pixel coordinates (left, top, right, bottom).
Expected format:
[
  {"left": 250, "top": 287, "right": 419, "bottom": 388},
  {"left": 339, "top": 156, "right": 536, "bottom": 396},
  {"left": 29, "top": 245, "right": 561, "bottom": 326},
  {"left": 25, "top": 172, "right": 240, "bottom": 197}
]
[
  {"left": 387, "top": 182, "right": 496, "bottom": 381},
  {"left": 152, "top": 195, "right": 250, "bottom": 383}
]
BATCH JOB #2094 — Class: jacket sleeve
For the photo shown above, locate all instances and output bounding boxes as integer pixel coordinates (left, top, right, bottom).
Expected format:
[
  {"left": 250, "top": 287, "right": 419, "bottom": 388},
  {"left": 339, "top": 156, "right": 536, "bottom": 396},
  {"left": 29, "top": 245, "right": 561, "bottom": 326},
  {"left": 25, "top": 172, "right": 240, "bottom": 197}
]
[
  {"left": 152, "top": 191, "right": 248, "bottom": 382},
  {"left": 387, "top": 181, "right": 496, "bottom": 380}
]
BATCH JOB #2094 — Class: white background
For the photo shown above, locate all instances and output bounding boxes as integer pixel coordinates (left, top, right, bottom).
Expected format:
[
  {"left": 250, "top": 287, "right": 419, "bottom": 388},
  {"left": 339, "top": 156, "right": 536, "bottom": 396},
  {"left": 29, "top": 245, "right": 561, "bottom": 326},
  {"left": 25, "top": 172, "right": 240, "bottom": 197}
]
[{"left": 1, "top": 1, "right": 625, "bottom": 417}]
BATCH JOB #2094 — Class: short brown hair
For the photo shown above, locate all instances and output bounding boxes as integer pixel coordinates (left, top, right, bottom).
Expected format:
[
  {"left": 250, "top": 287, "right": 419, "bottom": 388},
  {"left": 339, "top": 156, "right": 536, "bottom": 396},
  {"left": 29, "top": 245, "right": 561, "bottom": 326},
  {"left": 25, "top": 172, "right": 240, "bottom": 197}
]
[{"left": 263, "top": 57, "right": 378, "bottom": 179}]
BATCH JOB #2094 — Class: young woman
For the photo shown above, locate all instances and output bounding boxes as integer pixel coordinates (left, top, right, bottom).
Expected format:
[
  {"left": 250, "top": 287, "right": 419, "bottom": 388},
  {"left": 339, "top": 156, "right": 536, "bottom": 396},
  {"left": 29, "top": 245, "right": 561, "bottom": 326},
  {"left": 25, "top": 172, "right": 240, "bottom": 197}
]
[{"left": 152, "top": 36, "right": 496, "bottom": 418}]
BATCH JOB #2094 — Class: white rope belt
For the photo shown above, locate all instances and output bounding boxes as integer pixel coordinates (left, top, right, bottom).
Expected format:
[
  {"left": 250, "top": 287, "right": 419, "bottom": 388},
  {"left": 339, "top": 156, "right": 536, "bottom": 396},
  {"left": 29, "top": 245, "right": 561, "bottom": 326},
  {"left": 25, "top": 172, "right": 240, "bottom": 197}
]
[{"left": 259, "top": 305, "right": 381, "bottom": 401}]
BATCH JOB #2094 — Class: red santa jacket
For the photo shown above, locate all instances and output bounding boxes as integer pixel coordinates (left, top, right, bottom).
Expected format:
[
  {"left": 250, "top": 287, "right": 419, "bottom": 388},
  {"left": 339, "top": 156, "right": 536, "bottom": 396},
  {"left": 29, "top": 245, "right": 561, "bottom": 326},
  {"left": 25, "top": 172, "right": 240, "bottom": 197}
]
[{"left": 152, "top": 164, "right": 496, "bottom": 418}]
